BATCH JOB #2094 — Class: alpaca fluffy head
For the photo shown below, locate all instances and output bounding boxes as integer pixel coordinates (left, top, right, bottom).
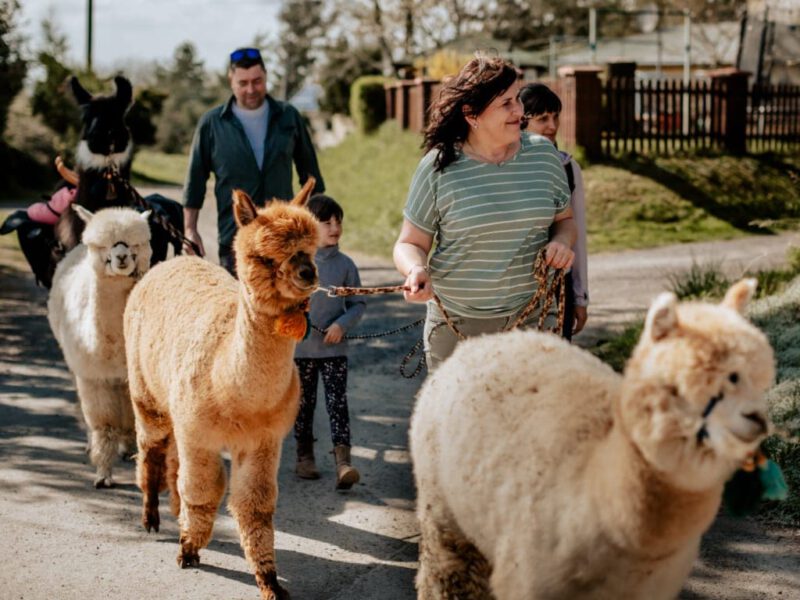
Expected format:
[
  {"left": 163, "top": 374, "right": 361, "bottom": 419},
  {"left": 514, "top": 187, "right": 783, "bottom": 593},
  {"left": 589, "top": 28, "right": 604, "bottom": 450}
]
[
  {"left": 75, "top": 205, "right": 152, "bottom": 278},
  {"left": 619, "top": 279, "right": 775, "bottom": 491},
  {"left": 231, "top": 178, "right": 319, "bottom": 312}
]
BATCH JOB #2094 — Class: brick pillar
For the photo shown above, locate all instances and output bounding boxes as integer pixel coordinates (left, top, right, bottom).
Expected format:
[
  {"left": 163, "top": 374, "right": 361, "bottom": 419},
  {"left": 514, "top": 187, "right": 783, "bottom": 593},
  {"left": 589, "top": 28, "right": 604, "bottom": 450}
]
[
  {"left": 709, "top": 68, "right": 750, "bottom": 155},
  {"left": 420, "top": 78, "right": 439, "bottom": 129},
  {"left": 396, "top": 80, "right": 414, "bottom": 130},
  {"left": 384, "top": 82, "right": 396, "bottom": 120},
  {"left": 559, "top": 66, "right": 604, "bottom": 159}
]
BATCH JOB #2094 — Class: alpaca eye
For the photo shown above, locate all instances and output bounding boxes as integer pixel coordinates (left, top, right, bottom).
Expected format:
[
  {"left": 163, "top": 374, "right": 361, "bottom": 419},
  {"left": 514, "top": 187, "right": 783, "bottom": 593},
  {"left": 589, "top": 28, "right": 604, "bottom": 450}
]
[
  {"left": 728, "top": 372, "right": 739, "bottom": 384},
  {"left": 259, "top": 256, "right": 274, "bottom": 268}
]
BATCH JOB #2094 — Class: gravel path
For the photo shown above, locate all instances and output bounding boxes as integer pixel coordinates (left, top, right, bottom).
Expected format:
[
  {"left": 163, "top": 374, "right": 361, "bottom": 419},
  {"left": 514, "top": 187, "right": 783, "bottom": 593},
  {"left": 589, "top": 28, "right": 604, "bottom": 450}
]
[{"left": 0, "top": 187, "right": 797, "bottom": 599}]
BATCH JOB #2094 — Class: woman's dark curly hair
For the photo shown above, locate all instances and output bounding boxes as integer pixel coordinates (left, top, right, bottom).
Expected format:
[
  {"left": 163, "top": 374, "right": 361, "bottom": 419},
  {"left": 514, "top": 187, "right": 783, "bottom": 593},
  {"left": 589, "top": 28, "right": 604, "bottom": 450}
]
[{"left": 423, "top": 56, "right": 521, "bottom": 172}]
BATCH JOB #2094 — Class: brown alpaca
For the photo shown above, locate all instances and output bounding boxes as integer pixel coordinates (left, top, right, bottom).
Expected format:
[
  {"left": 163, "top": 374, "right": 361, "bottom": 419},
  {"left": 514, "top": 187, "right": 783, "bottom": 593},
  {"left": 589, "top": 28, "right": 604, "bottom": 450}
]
[{"left": 123, "top": 178, "right": 319, "bottom": 600}]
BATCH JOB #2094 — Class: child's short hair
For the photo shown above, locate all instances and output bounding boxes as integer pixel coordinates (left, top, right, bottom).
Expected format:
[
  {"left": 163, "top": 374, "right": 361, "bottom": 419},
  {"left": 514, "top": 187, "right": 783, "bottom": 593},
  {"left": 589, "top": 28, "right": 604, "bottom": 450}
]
[
  {"left": 307, "top": 194, "right": 344, "bottom": 222},
  {"left": 519, "top": 83, "right": 562, "bottom": 117}
]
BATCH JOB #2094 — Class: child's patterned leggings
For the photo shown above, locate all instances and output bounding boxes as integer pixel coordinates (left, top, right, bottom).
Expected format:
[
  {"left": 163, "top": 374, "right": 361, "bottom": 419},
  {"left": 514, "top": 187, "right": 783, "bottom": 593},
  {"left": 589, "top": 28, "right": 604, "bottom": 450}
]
[{"left": 294, "top": 357, "right": 351, "bottom": 447}]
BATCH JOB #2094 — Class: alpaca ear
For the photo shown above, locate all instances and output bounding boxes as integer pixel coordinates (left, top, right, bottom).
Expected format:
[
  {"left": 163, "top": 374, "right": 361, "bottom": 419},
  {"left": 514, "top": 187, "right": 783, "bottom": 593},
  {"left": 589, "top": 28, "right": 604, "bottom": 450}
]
[
  {"left": 232, "top": 189, "right": 258, "bottom": 227},
  {"left": 291, "top": 176, "right": 316, "bottom": 207},
  {"left": 644, "top": 292, "right": 679, "bottom": 341},
  {"left": 113, "top": 75, "right": 133, "bottom": 109},
  {"left": 722, "top": 278, "right": 757, "bottom": 314},
  {"left": 70, "top": 76, "right": 93, "bottom": 106},
  {"left": 72, "top": 204, "right": 94, "bottom": 224},
  {"left": 139, "top": 209, "right": 152, "bottom": 222}
]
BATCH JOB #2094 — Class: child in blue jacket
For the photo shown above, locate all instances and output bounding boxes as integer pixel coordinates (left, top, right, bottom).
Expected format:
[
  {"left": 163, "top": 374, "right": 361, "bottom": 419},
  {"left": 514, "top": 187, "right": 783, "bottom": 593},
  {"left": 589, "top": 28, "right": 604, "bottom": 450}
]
[{"left": 294, "top": 194, "right": 366, "bottom": 489}]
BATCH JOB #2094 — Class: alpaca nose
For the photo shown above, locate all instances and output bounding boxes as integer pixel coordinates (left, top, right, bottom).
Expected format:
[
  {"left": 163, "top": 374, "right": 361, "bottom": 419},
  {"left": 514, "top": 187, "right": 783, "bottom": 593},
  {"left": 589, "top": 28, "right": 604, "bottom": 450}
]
[
  {"left": 743, "top": 412, "right": 768, "bottom": 436},
  {"left": 299, "top": 265, "right": 316, "bottom": 284}
]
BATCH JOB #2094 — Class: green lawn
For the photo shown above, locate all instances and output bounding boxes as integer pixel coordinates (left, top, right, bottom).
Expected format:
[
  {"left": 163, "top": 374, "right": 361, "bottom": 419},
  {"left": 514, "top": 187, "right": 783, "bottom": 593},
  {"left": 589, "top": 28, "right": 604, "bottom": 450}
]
[{"left": 129, "top": 123, "right": 800, "bottom": 259}]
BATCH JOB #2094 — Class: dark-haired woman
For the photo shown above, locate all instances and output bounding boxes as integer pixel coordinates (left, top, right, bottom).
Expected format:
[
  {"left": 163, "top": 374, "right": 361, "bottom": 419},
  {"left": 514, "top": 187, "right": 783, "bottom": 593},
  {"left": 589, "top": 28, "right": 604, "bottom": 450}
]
[{"left": 393, "top": 57, "right": 576, "bottom": 369}]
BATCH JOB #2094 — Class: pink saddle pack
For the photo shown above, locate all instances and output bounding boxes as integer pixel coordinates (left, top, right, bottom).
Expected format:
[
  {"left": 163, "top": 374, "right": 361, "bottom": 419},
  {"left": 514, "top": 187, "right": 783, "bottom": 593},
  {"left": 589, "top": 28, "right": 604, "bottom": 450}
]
[{"left": 27, "top": 186, "right": 77, "bottom": 225}]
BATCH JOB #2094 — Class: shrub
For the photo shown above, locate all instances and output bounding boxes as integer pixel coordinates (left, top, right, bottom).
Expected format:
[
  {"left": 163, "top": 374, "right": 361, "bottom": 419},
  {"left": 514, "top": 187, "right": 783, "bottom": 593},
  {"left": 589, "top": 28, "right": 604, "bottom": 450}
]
[{"left": 349, "top": 75, "right": 387, "bottom": 135}]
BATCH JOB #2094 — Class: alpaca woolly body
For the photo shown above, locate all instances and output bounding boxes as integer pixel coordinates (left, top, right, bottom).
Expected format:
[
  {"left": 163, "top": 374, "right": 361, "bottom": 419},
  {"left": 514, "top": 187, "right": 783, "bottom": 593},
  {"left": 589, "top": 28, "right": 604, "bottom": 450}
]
[
  {"left": 48, "top": 206, "right": 151, "bottom": 488},
  {"left": 410, "top": 281, "right": 775, "bottom": 600},
  {"left": 124, "top": 180, "right": 319, "bottom": 600}
]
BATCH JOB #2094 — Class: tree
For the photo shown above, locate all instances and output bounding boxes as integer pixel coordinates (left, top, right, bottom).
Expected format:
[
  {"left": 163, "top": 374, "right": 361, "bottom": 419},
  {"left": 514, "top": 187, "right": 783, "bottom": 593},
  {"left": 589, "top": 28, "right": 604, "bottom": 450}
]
[
  {"left": 274, "top": 0, "right": 325, "bottom": 100},
  {"left": 0, "top": 0, "right": 27, "bottom": 137},
  {"left": 154, "top": 42, "right": 213, "bottom": 153},
  {"left": 317, "top": 36, "right": 382, "bottom": 115}
]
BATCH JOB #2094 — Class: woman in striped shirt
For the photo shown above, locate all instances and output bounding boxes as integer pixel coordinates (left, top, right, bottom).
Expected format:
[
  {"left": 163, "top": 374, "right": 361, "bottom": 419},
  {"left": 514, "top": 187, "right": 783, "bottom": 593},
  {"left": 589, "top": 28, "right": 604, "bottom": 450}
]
[{"left": 393, "top": 57, "right": 577, "bottom": 369}]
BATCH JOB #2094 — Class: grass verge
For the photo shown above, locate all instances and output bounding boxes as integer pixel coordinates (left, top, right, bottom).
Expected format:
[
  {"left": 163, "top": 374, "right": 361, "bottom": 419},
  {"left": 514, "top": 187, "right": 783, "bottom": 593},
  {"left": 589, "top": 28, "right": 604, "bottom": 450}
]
[{"left": 54, "top": 126, "right": 800, "bottom": 259}]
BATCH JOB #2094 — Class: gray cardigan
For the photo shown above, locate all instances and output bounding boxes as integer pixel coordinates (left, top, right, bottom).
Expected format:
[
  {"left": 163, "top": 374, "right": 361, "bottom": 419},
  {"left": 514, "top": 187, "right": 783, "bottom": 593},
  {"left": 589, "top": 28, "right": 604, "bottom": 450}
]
[{"left": 295, "top": 245, "right": 366, "bottom": 359}]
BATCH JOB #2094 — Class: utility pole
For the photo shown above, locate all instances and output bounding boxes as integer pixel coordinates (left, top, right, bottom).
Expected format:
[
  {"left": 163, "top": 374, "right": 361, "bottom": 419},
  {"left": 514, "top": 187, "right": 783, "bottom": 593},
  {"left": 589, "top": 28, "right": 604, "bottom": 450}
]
[
  {"left": 86, "top": 0, "right": 93, "bottom": 72},
  {"left": 589, "top": 8, "right": 597, "bottom": 65}
]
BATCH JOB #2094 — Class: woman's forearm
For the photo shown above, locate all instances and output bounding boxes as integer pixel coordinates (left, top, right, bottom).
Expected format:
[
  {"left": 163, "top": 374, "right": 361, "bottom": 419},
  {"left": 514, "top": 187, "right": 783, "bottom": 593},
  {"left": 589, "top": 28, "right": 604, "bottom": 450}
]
[
  {"left": 393, "top": 241, "right": 430, "bottom": 277},
  {"left": 551, "top": 216, "right": 577, "bottom": 248}
]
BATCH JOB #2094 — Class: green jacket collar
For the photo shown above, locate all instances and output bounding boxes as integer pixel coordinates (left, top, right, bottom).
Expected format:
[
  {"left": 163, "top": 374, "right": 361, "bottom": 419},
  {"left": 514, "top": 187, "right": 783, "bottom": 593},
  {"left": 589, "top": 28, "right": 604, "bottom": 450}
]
[{"left": 221, "top": 95, "right": 284, "bottom": 122}]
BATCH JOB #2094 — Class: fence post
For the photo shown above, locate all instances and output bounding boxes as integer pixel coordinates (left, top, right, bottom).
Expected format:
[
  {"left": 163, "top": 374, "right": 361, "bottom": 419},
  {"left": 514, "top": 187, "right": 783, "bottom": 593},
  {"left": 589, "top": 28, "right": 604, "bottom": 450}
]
[
  {"left": 559, "top": 66, "right": 604, "bottom": 159},
  {"left": 396, "top": 80, "right": 414, "bottom": 130},
  {"left": 709, "top": 68, "right": 751, "bottom": 155},
  {"left": 384, "top": 82, "right": 396, "bottom": 120}
]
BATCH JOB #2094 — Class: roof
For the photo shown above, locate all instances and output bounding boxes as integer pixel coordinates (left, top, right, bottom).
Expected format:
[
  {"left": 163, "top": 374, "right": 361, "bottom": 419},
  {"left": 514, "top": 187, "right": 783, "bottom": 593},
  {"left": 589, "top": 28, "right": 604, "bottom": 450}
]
[{"left": 535, "top": 21, "right": 741, "bottom": 69}]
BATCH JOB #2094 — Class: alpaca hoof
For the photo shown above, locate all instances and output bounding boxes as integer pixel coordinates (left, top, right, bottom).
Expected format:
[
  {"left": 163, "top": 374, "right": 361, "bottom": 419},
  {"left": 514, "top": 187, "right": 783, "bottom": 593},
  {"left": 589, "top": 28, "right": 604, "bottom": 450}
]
[
  {"left": 94, "top": 476, "right": 115, "bottom": 489},
  {"left": 143, "top": 509, "right": 160, "bottom": 533},
  {"left": 258, "top": 570, "right": 290, "bottom": 600},
  {"left": 177, "top": 549, "right": 200, "bottom": 568}
]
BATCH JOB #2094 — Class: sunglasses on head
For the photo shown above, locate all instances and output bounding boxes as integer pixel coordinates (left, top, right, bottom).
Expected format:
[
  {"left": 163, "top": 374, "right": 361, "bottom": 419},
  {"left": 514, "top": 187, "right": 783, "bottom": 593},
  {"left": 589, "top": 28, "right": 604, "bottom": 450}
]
[{"left": 230, "top": 48, "right": 262, "bottom": 62}]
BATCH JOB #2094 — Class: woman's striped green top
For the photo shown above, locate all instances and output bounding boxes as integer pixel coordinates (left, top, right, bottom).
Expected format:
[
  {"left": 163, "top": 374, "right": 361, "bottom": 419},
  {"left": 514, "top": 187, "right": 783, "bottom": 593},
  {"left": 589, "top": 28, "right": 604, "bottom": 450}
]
[{"left": 404, "top": 133, "right": 570, "bottom": 318}]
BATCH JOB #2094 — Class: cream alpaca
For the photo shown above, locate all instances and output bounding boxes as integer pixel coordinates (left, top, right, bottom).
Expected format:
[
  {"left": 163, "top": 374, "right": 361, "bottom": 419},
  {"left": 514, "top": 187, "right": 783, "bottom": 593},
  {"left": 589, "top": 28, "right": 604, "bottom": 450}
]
[
  {"left": 47, "top": 205, "right": 152, "bottom": 488},
  {"left": 410, "top": 280, "right": 775, "bottom": 600},
  {"left": 124, "top": 179, "right": 318, "bottom": 600}
]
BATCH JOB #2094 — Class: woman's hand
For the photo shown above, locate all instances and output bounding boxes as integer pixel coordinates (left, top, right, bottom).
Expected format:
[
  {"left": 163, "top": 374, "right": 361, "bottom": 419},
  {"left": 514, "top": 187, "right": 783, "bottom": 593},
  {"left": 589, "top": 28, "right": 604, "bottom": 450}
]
[
  {"left": 544, "top": 240, "right": 575, "bottom": 270},
  {"left": 404, "top": 265, "right": 433, "bottom": 302}
]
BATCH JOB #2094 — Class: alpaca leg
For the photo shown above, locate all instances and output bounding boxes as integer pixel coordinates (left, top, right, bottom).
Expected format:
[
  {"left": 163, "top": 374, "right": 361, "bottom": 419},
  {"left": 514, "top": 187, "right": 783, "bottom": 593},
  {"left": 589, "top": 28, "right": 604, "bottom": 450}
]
[
  {"left": 416, "top": 502, "right": 493, "bottom": 600},
  {"left": 75, "top": 377, "right": 121, "bottom": 488},
  {"left": 132, "top": 393, "right": 173, "bottom": 533},
  {"left": 166, "top": 437, "right": 181, "bottom": 518},
  {"left": 175, "top": 442, "right": 226, "bottom": 568},
  {"left": 117, "top": 382, "right": 137, "bottom": 461},
  {"left": 228, "top": 438, "right": 289, "bottom": 600}
]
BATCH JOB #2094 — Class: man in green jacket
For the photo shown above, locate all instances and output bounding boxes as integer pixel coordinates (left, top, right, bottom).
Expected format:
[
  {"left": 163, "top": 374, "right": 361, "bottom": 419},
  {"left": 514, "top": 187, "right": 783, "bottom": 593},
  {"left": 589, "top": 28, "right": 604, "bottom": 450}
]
[{"left": 182, "top": 47, "right": 325, "bottom": 274}]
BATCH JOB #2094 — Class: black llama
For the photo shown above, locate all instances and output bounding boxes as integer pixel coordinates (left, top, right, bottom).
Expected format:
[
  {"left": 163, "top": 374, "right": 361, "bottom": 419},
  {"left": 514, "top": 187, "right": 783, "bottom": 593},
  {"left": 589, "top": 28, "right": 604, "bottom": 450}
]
[{"left": 0, "top": 75, "right": 183, "bottom": 287}]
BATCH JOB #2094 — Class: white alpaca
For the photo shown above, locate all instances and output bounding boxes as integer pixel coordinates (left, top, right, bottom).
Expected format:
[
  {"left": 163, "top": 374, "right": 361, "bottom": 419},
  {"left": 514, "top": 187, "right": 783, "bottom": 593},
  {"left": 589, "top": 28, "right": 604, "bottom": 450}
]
[
  {"left": 48, "top": 205, "right": 151, "bottom": 488},
  {"left": 410, "top": 280, "right": 775, "bottom": 600}
]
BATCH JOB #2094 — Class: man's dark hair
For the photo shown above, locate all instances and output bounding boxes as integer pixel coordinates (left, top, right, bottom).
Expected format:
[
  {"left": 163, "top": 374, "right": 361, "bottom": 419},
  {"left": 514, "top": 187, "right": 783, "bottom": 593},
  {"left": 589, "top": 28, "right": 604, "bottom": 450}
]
[
  {"left": 307, "top": 194, "right": 344, "bottom": 222},
  {"left": 229, "top": 47, "right": 265, "bottom": 71},
  {"left": 519, "top": 83, "right": 562, "bottom": 117}
]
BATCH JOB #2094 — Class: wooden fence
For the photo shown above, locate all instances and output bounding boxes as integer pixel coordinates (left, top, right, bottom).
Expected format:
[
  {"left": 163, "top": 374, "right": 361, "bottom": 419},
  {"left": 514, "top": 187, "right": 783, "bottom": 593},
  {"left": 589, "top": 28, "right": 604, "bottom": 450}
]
[
  {"left": 602, "top": 77, "right": 800, "bottom": 155},
  {"left": 386, "top": 68, "right": 800, "bottom": 158}
]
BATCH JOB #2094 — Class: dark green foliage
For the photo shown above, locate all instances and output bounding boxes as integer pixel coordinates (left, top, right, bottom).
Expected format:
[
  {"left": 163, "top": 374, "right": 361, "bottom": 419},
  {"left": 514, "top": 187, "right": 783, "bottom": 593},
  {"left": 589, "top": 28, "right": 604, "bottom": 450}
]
[
  {"left": 274, "top": 0, "right": 323, "bottom": 101},
  {"left": 668, "top": 261, "right": 730, "bottom": 300},
  {"left": 0, "top": 139, "right": 54, "bottom": 196},
  {"left": 0, "top": 0, "right": 26, "bottom": 137},
  {"left": 590, "top": 321, "right": 644, "bottom": 373},
  {"left": 349, "top": 75, "right": 387, "bottom": 134},
  {"left": 127, "top": 88, "right": 166, "bottom": 147},
  {"left": 153, "top": 42, "right": 213, "bottom": 153},
  {"left": 318, "top": 38, "right": 382, "bottom": 115}
]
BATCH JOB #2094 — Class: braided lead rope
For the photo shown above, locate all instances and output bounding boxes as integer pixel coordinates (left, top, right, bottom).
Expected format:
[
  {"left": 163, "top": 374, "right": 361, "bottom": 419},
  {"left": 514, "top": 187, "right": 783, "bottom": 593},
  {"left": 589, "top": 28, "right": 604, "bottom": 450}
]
[
  {"left": 310, "top": 318, "right": 424, "bottom": 340},
  {"left": 324, "top": 284, "right": 409, "bottom": 297},
  {"left": 506, "top": 251, "right": 567, "bottom": 334},
  {"left": 107, "top": 164, "right": 203, "bottom": 256}
]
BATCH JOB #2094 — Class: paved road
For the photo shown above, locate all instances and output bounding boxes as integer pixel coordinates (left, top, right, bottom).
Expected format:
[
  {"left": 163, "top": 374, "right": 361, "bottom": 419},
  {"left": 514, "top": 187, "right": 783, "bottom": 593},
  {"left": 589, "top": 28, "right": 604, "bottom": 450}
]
[{"left": 1, "top": 187, "right": 798, "bottom": 599}]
